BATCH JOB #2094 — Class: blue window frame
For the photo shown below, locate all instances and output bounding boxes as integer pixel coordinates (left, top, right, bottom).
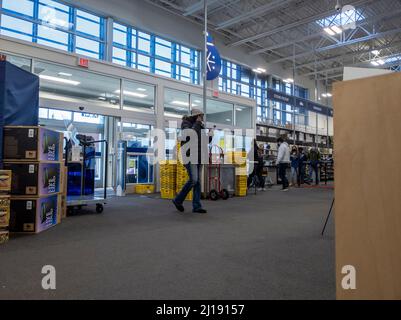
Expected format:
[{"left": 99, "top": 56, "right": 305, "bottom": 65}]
[
  {"left": 0, "top": 0, "right": 106, "bottom": 59},
  {"left": 112, "top": 22, "right": 200, "bottom": 85}
]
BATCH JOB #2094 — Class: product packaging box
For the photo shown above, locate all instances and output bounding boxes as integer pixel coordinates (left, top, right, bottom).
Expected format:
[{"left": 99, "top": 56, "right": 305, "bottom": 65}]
[
  {"left": 0, "top": 170, "right": 12, "bottom": 192},
  {"left": 3, "top": 126, "right": 63, "bottom": 162},
  {"left": 0, "top": 195, "right": 10, "bottom": 228},
  {"left": 0, "top": 230, "right": 9, "bottom": 244},
  {"left": 3, "top": 162, "right": 60, "bottom": 196},
  {"left": 9, "top": 194, "right": 59, "bottom": 233}
]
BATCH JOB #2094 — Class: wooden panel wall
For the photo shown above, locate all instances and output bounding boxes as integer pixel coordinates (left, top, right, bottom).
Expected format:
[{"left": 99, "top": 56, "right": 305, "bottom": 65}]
[{"left": 334, "top": 72, "right": 401, "bottom": 300}]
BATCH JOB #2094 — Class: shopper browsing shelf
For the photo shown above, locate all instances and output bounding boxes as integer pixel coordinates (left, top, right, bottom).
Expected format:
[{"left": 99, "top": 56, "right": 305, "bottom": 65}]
[
  {"left": 297, "top": 147, "right": 308, "bottom": 186},
  {"left": 276, "top": 137, "right": 290, "bottom": 191},
  {"left": 290, "top": 146, "right": 299, "bottom": 187},
  {"left": 247, "top": 140, "right": 265, "bottom": 190},
  {"left": 308, "top": 147, "right": 321, "bottom": 185}
]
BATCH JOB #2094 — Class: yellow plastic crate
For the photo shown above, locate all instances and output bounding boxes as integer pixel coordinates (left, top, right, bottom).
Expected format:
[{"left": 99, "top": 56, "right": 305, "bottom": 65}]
[
  {"left": 161, "top": 190, "right": 176, "bottom": 199},
  {"left": 135, "top": 184, "right": 155, "bottom": 194}
]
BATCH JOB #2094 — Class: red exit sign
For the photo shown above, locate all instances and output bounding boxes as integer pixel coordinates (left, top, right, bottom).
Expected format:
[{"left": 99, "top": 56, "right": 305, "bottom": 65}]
[{"left": 78, "top": 57, "right": 89, "bottom": 68}]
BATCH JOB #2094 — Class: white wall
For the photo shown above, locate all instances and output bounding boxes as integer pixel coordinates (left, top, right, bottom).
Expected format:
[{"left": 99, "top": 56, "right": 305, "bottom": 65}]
[{"left": 62, "top": 0, "right": 319, "bottom": 100}]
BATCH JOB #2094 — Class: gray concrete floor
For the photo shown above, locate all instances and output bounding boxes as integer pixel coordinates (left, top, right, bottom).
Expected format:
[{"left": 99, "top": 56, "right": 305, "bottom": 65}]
[{"left": 0, "top": 186, "right": 335, "bottom": 300}]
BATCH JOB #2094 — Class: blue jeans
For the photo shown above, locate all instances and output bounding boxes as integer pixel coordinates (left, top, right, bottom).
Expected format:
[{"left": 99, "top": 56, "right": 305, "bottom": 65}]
[{"left": 174, "top": 164, "right": 202, "bottom": 211}]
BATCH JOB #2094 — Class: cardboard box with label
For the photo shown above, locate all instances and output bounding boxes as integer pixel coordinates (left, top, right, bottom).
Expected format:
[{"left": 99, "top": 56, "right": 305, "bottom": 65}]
[
  {"left": 9, "top": 195, "right": 59, "bottom": 233},
  {"left": 0, "top": 170, "right": 12, "bottom": 192},
  {"left": 3, "top": 162, "right": 60, "bottom": 196},
  {"left": 0, "top": 195, "right": 10, "bottom": 228},
  {"left": 3, "top": 126, "right": 63, "bottom": 162}
]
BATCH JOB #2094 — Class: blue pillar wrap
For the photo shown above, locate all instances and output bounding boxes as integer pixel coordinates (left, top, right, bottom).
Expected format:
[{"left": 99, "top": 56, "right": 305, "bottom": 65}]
[{"left": 0, "top": 61, "right": 39, "bottom": 167}]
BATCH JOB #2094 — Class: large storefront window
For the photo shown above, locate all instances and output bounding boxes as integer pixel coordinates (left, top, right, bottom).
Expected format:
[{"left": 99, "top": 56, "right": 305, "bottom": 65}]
[
  {"left": 206, "top": 99, "right": 233, "bottom": 125},
  {"left": 34, "top": 61, "right": 121, "bottom": 109},
  {"left": 164, "top": 88, "right": 189, "bottom": 118},
  {"left": 112, "top": 22, "right": 200, "bottom": 84},
  {"left": 4, "top": 54, "right": 31, "bottom": 72},
  {"left": 0, "top": 0, "right": 105, "bottom": 59},
  {"left": 122, "top": 80, "right": 155, "bottom": 114},
  {"left": 235, "top": 105, "right": 252, "bottom": 129}
]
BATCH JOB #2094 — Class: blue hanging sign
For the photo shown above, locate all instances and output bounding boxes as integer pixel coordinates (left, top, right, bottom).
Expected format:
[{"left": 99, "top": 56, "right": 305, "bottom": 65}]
[
  {"left": 266, "top": 88, "right": 294, "bottom": 105},
  {"left": 206, "top": 34, "right": 221, "bottom": 81}
]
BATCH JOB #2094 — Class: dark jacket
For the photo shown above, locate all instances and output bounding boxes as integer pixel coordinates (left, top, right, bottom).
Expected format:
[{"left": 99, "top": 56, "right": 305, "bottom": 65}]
[
  {"left": 181, "top": 116, "right": 212, "bottom": 164},
  {"left": 290, "top": 152, "right": 299, "bottom": 168},
  {"left": 308, "top": 148, "right": 321, "bottom": 163}
]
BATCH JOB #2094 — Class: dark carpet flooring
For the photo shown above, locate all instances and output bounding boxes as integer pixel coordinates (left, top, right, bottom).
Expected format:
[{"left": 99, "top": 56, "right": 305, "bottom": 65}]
[{"left": 0, "top": 187, "right": 335, "bottom": 300}]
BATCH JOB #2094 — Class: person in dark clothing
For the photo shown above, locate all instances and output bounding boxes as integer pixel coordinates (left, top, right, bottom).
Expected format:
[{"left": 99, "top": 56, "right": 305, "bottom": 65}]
[
  {"left": 172, "top": 108, "right": 213, "bottom": 214},
  {"left": 290, "top": 146, "right": 299, "bottom": 187},
  {"left": 297, "top": 147, "right": 308, "bottom": 186},
  {"left": 247, "top": 140, "right": 265, "bottom": 190},
  {"left": 308, "top": 147, "right": 321, "bottom": 185}
]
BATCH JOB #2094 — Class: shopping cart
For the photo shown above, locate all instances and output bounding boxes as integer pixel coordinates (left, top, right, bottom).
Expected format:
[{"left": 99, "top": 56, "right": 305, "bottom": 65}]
[{"left": 208, "top": 145, "right": 229, "bottom": 201}]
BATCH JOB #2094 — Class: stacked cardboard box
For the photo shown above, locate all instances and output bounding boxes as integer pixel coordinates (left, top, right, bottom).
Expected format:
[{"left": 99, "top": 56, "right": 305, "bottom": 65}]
[
  {"left": 3, "top": 126, "right": 64, "bottom": 234},
  {"left": 0, "top": 170, "right": 11, "bottom": 244}
]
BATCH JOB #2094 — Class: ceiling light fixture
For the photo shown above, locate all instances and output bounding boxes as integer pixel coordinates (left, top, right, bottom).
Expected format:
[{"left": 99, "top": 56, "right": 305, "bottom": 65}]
[
  {"left": 324, "top": 27, "right": 336, "bottom": 36},
  {"left": 371, "top": 50, "right": 380, "bottom": 56},
  {"left": 171, "top": 100, "right": 189, "bottom": 107},
  {"left": 39, "top": 75, "right": 80, "bottom": 86},
  {"left": 252, "top": 69, "right": 262, "bottom": 74},
  {"left": 371, "top": 61, "right": 380, "bottom": 66},
  {"left": 330, "top": 25, "right": 343, "bottom": 34},
  {"left": 57, "top": 72, "right": 72, "bottom": 77},
  {"left": 377, "top": 59, "right": 385, "bottom": 65},
  {"left": 283, "top": 78, "right": 294, "bottom": 83},
  {"left": 115, "top": 90, "right": 147, "bottom": 98}
]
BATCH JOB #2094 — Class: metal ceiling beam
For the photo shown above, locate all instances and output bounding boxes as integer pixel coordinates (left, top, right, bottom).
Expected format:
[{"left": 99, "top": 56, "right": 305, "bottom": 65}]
[
  {"left": 303, "top": 51, "right": 401, "bottom": 77},
  {"left": 295, "top": 39, "right": 401, "bottom": 70},
  {"left": 316, "top": 73, "right": 343, "bottom": 81},
  {"left": 271, "top": 26, "right": 401, "bottom": 64},
  {"left": 215, "top": 0, "right": 296, "bottom": 30},
  {"left": 228, "top": 0, "right": 373, "bottom": 47},
  {"left": 183, "top": 0, "right": 221, "bottom": 16},
  {"left": 250, "top": 7, "right": 401, "bottom": 55}
]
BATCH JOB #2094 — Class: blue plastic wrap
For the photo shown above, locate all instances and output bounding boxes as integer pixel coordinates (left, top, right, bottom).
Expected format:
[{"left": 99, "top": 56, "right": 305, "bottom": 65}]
[{"left": 0, "top": 61, "right": 39, "bottom": 167}]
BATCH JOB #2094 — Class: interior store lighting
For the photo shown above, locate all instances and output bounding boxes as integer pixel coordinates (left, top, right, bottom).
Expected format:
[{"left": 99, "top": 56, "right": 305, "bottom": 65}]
[
  {"left": 39, "top": 75, "right": 80, "bottom": 86},
  {"left": 324, "top": 27, "right": 336, "bottom": 36},
  {"left": 57, "top": 72, "right": 72, "bottom": 77},
  {"left": 115, "top": 90, "right": 147, "bottom": 98},
  {"left": 253, "top": 67, "right": 266, "bottom": 74},
  {"left": 171, "top": 100, "right": 189, "bottom": 107},
  {"left": 283, "top": 78, "right": 294, "bottom": 83},
  {"left": 330, "top": 25, "right": 343, "bottom": 34}
]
